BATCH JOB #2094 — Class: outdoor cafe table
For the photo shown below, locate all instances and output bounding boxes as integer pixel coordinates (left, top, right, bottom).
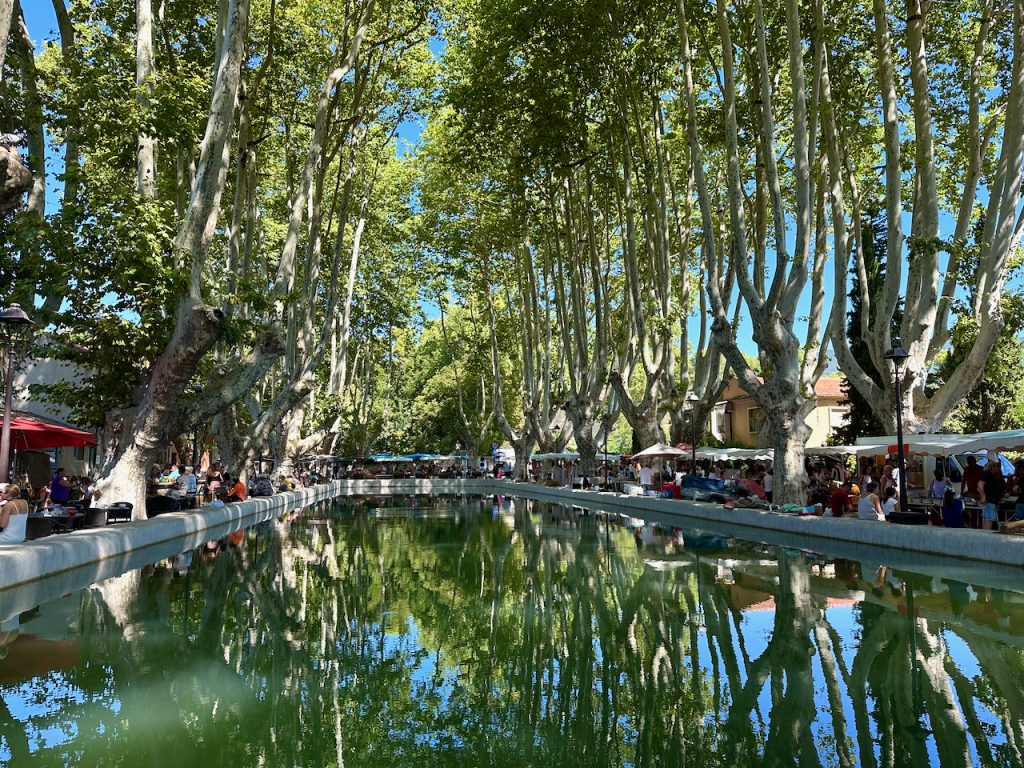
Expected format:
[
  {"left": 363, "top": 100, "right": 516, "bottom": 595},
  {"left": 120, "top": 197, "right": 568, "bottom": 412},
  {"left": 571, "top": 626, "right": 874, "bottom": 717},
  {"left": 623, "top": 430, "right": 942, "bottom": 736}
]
[
  {"left": 148, "top": 481, "right": 177, "bottom": 496},
  {"left": 28, "top": 506, "right": 85, "bottom": 535}
]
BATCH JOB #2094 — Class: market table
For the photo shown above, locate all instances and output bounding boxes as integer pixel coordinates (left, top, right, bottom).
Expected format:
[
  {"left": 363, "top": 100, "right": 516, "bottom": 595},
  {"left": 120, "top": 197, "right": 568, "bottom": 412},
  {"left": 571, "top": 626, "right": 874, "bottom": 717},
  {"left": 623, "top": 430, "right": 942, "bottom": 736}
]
[{"left": 26, "top": 507, "right": 85, "bottom": 537}]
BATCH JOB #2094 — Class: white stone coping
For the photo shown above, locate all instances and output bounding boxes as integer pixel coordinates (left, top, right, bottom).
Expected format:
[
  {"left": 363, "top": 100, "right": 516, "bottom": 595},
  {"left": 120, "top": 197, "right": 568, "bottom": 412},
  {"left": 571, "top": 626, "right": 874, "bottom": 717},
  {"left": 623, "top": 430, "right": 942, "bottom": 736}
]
[
  {"left": 0, "top": 482, "right": 339, "bottom": 604},
  {"left": 491, "top": 481, "right": 1024, "bottom": 569}
]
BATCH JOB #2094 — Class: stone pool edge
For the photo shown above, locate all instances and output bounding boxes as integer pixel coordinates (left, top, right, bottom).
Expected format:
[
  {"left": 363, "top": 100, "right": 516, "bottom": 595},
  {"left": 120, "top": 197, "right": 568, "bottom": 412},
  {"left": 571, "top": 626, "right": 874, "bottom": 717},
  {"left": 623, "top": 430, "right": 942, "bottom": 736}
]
[
  {"left": 1, "top": 476, "right": 1021, "bottom": 599},
  {"left": 490, "top": 481, "right": 1024, "bottom": 568},
  {"left": 0, "top": 482, "right": 343, "bottom": 594},
  {"left": 0, "top": 478, "right": 494, "bottom": 596}
]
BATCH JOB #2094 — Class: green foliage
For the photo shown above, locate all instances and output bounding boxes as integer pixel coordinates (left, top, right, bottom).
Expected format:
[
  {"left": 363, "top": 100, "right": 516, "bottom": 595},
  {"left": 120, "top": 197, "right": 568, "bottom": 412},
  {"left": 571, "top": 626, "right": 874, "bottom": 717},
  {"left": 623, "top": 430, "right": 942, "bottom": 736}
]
[{"left": 936, "top": 293, "right": 1024, "bottom": 434}]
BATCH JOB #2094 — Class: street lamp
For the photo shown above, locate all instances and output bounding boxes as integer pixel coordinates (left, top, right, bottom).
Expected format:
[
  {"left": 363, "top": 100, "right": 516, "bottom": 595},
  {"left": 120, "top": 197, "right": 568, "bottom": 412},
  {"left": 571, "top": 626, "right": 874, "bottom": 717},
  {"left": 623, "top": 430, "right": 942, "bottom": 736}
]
[
  {"left": 884, "top": 345, "right": 911, "bottom": 511},
  {"left": 0, "top": 303, "right": 34, "bottom": 484},
  {"left": 686, "top": 392, "right": 701, "bottom": 476},
  {"left": 602, "top": 411, "right": 613, "bottom": 490}
]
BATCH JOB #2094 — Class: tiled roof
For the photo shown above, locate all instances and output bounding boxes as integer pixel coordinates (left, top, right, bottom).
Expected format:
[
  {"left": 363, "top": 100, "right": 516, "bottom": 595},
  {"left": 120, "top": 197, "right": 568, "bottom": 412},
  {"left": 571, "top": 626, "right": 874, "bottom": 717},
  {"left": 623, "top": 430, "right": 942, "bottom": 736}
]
[
  {"left": 813, "top": 377, "right": 846, "bottom": 400},
  {"left": 723, "top": 376, "right": 848, "bottom": 402}
]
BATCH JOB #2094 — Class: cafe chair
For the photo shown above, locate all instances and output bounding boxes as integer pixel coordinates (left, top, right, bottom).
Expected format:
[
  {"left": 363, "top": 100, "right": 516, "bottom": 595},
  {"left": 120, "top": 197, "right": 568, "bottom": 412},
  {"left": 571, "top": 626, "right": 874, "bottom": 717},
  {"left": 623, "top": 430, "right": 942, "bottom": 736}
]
[
  {"left": 107, "top": 502, "right": 134, "bottom": 523},
  {"left": 146, "top": 495, "right": 181, "bottom": 518},
  {"left": 84, "top": 508, "right": 108, "bottom": 528},
  {"left": 25, "top": 517, "right": 54, "bottom": 540}
]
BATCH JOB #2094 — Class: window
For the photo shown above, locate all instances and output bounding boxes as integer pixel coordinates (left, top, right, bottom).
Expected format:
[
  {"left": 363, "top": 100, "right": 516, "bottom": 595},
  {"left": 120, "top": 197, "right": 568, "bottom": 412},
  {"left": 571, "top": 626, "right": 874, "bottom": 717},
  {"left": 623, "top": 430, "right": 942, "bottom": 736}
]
[
  {"left": 73, "top": 446, "right": 85, "bottom": 460},
  {"left": 748, "top": 407, "right": 764, "bottom": 434},
  {"left": 829, "top": 408, "right": 848, "bottom": 430}
]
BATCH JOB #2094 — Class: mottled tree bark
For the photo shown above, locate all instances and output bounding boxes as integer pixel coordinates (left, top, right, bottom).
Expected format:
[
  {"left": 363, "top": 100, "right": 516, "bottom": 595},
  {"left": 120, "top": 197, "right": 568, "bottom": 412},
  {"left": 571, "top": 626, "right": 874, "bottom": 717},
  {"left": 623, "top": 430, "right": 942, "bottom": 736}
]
[
  {"left": 93, "top": 0, "right": 250, "bottom": 516},
  {"left": 135, "top": 0, "right": 157, "bottom": 197}
]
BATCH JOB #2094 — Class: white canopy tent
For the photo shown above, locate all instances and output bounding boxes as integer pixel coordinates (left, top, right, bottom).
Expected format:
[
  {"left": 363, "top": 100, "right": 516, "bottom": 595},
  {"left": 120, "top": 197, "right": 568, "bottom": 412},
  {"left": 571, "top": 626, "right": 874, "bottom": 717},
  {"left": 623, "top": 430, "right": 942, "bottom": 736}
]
[
  {"left": 950, "top": 429, "right": 1024, "bottom": 454},
  {"left": 695, "top": 447, "right": 732, "bottom": 461},
  {"left": 853, "top": 431, "right": 1024, "bottom": 456},
  {"left": 806, "top": 445, "right": 880, "bottom": 459},
  {"left": 632, "top": 443, "right": 688, "bottom": 460},
  {"left": 532, "top": 452, "right": 581, "bottom": 461},
  {"left": 694, "top": 447, "right": 775, "bottom": 462},
  {"left": 727, "top": 448, "right": 775, "bottom": 461}
]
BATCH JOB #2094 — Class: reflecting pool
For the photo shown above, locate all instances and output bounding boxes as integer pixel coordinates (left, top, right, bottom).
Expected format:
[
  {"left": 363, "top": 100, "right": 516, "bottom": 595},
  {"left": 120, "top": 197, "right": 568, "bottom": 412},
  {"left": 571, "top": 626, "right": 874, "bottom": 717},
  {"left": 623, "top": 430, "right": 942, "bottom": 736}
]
[{"left": 1, "top": 494, "right": 1023, "bottom": 767}]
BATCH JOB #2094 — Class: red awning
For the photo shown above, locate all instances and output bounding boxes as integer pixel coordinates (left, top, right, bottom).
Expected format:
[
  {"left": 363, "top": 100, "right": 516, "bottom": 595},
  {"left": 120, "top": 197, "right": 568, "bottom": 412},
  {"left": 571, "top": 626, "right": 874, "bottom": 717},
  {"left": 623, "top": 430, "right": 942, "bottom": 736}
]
[{"left": 2, "top": 418, "right": 97, "bottom": 450}]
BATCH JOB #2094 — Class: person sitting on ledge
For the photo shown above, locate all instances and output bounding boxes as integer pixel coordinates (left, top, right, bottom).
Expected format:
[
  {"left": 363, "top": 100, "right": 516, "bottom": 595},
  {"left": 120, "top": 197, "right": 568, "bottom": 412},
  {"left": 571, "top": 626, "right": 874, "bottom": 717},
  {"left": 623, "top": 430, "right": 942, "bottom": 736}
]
[
  {"left": 225, "top": 474, "right": 247, "bottom": 503},
  {"left": 857, "top": 482, "right": 885, "bottom": 521},
  {"left": 829, "top": 480, "right": 852, "bottom": 518},
  {"left": 0, "top": 485, "right": 29, "bottom": 544},
  {"left": 1000, "top": 518, "right": 1024, "bottom": 533},
  {"left": 881, "top": 486, "right": 900, "bottom": 518},
  {"left": 738, "top": 470, "right": 766, "bottom": 500}
]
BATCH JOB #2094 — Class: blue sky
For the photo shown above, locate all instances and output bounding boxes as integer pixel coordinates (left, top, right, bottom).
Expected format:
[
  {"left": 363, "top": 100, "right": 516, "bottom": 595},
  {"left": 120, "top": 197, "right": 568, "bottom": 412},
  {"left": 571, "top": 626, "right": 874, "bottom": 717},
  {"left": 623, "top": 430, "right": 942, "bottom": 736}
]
[{"left": 22, "top": 3, "right": 56, "bottom": 46}]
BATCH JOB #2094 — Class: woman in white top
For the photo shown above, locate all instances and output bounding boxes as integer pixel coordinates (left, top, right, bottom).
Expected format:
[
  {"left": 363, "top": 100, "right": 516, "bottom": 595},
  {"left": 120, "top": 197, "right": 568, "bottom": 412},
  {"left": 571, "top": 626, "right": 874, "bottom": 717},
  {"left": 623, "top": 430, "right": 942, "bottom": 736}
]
[
  {"left": 881, "top": 486, "right": 900, "bottom": 517},
  {"left": 0, "top": 485, "right": 29, "bottom": 544},
  {"left": 857, "top": 482, "right": 886, "bottom": 521}
]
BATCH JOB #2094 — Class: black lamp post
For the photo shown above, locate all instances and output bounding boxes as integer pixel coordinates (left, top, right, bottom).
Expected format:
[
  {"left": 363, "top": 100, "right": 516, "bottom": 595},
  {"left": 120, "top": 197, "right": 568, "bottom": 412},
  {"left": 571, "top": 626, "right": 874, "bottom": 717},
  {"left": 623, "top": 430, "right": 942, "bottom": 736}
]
[
  {"left": 550, "top": 425, "right": 561, "bottom": 483},
  {"left": 884, "top": 345, "right": 911, "bottom": 510},
  {"left": 686, "top": 392, "right": 700, "bottom": 476},
  {"left": 602, "top": 412, "right": 612, "bottom": 490},
  {"left": 0, "top": 303, "right": 34, "bottom": 484}
]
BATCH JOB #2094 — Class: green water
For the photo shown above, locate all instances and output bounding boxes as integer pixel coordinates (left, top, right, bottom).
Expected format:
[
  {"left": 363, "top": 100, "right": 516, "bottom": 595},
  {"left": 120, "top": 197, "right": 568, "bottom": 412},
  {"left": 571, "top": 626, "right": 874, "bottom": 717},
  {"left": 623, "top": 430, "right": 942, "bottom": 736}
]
[{"left": 1, "top": 494, "right": 1023, "bottom": 767}]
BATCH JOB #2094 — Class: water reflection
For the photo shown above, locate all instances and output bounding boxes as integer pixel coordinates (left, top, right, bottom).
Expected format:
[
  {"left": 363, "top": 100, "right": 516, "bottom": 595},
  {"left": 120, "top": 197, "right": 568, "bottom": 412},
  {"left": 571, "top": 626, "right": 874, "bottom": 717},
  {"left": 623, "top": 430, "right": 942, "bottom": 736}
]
[{"left": 0, "top": 494, "right": 1022, "bottom": 767}]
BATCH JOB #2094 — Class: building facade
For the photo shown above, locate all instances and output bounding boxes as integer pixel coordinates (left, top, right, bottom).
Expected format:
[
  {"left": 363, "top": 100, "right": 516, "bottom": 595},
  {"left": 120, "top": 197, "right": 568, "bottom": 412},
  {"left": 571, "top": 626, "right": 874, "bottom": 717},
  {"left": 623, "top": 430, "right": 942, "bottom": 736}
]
[{"left": 711, "top": 377, "right": 849, "bottom": 448}]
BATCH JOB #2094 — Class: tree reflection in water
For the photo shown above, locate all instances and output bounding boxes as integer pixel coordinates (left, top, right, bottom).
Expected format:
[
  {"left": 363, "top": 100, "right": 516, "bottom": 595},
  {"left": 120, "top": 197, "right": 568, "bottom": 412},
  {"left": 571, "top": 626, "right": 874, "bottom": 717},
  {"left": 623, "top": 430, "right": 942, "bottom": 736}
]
[{"left": 0, "top": 494, "right": 1023, "bottom": 767}]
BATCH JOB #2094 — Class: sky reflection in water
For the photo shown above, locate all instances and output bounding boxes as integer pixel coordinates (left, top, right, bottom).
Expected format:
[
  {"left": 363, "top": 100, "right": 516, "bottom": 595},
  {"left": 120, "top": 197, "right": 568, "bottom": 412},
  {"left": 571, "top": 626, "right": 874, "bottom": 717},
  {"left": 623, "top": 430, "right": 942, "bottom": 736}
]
[{"left": 0, "top": 494, "right": 1022, "bottom": 767}]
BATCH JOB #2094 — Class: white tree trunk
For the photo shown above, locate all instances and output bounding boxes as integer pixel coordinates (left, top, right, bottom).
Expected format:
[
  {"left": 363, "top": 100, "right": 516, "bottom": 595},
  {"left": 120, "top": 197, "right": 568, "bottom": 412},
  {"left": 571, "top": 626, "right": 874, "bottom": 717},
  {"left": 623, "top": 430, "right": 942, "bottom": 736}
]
[
  {"left": 0, "top": 0, "right": 14, "bottom": 85},
  {"left": 136, "top": 0, "right": 157, "bottom": 198}
]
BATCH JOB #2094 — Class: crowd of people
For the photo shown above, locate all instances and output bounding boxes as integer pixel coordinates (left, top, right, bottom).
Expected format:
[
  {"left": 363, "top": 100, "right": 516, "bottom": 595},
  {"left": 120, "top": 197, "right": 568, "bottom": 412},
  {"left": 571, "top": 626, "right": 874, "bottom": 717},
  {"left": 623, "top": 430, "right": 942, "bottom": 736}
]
[
  {"left": 4, "top": 449, "right": 1024, "bottom": 545},
  {"left": 0, "top": 459, "right": 340, "bottom": 545},
  {"left": 147, "top": 461, "right": 329, "bottom": 505},
  {"left": 528, "top": 451, "right": 1024, "bottom": 534},
  {"left": 815, "top": 456, "right": 1024, "bottom": 533}
]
